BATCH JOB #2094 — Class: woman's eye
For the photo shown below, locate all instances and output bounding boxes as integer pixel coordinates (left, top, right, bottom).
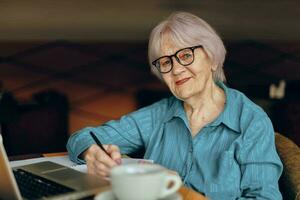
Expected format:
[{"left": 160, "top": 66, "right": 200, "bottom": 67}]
[
  {"left": 162, "top": 60, "right": 171, "bottom": 66},
  {"left": 181, "top": 53, "right": 192, "bottom": 60}
]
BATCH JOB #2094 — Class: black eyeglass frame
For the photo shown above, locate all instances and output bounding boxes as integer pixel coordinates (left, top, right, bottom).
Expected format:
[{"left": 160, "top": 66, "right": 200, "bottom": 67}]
[{"left": 152, "top": 45, "right": 203, "bottom": 74}]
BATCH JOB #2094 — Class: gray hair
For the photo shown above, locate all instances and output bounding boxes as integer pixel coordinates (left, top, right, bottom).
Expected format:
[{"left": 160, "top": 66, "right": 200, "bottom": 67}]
[{"left": 148, "top": 11, "right": 226, "bottom": 82}]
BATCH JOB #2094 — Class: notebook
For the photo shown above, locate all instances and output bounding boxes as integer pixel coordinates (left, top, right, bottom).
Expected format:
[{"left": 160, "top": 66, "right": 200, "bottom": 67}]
[{"left": 0, "top": 133, "right": 109, "bottom": 200}]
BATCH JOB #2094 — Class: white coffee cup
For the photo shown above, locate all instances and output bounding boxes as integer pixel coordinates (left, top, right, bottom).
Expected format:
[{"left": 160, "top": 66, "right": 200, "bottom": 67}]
[{"left": 110, "top": 163, "right": 182, "bottom": 200}]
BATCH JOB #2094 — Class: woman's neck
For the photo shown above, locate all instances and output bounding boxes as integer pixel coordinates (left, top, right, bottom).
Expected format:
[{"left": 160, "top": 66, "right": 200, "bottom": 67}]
[{"left": 183, "top": 81, "right": 225, "bottom": 124}]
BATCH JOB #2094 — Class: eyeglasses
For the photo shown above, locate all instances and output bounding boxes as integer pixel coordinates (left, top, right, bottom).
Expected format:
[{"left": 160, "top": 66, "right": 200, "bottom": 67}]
[{"left": 152, "top": 45, "right": 203, "bottom": 74}]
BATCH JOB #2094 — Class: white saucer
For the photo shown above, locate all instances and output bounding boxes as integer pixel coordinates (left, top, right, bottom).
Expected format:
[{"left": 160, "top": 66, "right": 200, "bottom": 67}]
[{"left": 94, "top": 190, "right": 182, "bottom": 200}]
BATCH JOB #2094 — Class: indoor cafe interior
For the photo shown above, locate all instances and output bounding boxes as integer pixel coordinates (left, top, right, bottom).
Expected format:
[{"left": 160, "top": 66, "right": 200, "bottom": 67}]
[{"left": 0, "top": 1, "right": 299, "bottom": 200}]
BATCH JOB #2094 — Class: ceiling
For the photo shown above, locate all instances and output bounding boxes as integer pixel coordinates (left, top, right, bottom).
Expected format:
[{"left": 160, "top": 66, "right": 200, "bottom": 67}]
[{"left": 0, "top": 0, "right": 300, "bottom": 42}]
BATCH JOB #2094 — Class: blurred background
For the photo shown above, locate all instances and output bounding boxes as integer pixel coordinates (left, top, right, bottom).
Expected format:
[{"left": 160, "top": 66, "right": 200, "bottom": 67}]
[{"left": 0, "top": 0, "right": 299, "bottom": 155}]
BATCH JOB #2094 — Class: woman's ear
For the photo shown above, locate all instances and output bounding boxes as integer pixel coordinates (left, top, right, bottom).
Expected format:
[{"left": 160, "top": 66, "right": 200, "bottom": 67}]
[
  {"left": 203, "top": 49, "right": 216, "bottom": 71},
  {"left": 211, "top": 64, "right": 217, "bottom": 71}
]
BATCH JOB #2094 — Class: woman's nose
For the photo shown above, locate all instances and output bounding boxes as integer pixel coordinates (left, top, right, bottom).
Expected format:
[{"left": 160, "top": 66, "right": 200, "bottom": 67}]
[{"left": 171, "top": 57, "right": 185, "bottom": 75}]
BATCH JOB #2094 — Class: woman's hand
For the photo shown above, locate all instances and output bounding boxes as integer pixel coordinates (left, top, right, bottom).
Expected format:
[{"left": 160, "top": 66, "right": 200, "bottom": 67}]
[{"left": 83, "top": 144, "right": 122, "bottom": 178}]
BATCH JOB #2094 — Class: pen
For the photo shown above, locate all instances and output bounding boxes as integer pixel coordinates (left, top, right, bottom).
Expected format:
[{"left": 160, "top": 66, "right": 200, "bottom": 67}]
[{"left": 89, "top": 131, "right": 110, "bottom": 156}]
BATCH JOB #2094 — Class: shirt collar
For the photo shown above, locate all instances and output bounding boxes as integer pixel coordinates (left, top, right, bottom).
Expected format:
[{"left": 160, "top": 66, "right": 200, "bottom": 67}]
[
  {"left": 210, "top": 81, "right": 241, "bottom": 133},
  {"left": 163, "top": 82, "right": 241, "bottom": 133},
  {"left": 163, "top": 97, "right": 186, "bottom": 123}
]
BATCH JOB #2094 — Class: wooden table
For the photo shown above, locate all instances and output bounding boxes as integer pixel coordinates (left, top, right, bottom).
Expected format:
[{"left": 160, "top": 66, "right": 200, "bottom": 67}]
[
  {"left": 178, "top": 187, "right": 207, "bottom": 200},
  {"left": 11, "top": 152, "right": 207, "bottom": 200}
]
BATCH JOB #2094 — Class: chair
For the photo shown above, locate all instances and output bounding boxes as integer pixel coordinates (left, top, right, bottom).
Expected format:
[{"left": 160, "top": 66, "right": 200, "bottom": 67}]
[{"left": 275, "top": 132, "right": 300, "bottom": 200}]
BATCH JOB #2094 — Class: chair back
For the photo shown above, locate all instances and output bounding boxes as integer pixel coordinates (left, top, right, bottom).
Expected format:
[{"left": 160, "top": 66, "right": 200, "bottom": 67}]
[{"left": 275, "top": 132, "right": 300, "bottom": 200}]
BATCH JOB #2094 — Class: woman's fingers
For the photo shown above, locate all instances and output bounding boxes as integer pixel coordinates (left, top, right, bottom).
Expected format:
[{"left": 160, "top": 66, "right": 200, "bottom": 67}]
[
  {"left": 87, "top": 163, "right": 108, "bottom": 177},
  {"left": 95, "top": 147, "right": 117, "bottom": 168},
  {"left": 84, "top": 144, "right": 121, "bottom": 178},
  {"left": 106, "top": 144, "right": 122, "bottom": 165}
]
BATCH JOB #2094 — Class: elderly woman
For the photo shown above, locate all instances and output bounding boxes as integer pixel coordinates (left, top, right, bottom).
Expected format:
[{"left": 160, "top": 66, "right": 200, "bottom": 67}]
[{"left": 67, "top": 12, "right": 282, "bottom": 199}]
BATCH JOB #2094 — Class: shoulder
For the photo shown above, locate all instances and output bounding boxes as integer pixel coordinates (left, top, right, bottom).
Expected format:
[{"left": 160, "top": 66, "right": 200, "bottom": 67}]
[
  {"left": 128, "top": 96, "right": 178, "bottom": 121},
  {"left": 229, "top": 88, "right": 266, "bottom": 115},
  {"left": 227, "top": 87, "right": 272, "bottom": 133}
]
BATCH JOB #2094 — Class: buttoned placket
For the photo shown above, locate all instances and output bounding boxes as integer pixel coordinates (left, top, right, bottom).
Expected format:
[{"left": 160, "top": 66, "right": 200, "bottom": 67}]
[{"left": 182, "top": 126, "right": 210, "bottom": 185}]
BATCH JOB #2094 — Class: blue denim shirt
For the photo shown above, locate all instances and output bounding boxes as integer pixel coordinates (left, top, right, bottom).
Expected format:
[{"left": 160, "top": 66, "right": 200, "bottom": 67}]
[{"left": 67, "top": 82, "right": 283, "bottom": 199}]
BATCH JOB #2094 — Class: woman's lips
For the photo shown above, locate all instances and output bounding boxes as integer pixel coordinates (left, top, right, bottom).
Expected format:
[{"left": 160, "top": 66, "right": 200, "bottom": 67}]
[{"left": 175, "top": 78, "right": 190, "bottom": 85}]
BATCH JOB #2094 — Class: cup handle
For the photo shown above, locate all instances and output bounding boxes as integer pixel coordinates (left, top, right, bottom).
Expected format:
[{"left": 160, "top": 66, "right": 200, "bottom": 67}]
[{"left": 159, "top": 174, "right": 182, "bottom": 198}]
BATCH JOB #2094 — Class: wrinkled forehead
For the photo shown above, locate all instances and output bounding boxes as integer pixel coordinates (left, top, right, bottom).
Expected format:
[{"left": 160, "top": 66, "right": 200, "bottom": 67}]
[
  {"left": 160, "top": 40, "right": 179, "bottom": 56},
  {"left": 158, "top": 31, "right": 193, "bottom": 57}
]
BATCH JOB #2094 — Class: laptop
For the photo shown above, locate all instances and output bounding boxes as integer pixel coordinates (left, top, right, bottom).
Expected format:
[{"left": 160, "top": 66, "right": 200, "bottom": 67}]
[{"left": 0, "top": 132, "right": 110, "bottom": 200}]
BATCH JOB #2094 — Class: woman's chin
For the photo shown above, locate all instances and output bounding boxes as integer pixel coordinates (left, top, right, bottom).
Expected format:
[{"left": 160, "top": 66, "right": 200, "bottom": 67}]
[{"left": 174, "top": 91, "right": 193, "bottom": 101}]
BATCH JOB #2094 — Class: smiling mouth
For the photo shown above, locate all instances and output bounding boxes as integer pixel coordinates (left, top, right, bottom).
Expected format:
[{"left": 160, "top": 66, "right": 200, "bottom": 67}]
[{"left": 175, "top": 78, "right": 190, "bottom": 85}]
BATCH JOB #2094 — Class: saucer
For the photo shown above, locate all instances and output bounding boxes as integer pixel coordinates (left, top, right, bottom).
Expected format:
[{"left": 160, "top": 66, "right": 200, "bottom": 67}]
[{"left": 94, "top": 190, "right": 182, "bottom": 200}]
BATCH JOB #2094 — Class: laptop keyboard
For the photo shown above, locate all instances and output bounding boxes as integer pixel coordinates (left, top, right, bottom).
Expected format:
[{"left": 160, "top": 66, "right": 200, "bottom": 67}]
[{"left": 13, "top": 169, "right": 75, "bottom": 199}]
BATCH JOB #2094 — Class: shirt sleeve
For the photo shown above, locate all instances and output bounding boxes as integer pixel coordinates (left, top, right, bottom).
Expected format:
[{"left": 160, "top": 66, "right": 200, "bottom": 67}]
[
  {"left": 66, "top": 98, "right": 169, "bottom": 164},
  {"left": 237, "top": 116, "right": 283, "bottom": 200}
]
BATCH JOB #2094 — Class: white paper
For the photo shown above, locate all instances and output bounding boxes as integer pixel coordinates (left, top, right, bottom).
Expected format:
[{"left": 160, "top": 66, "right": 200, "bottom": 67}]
[
  {"left": 121, "top": 158, "right": 154, "bottom": 165},
  {"left": 10, "top": 156, "right": 153, "bottom": 174}
]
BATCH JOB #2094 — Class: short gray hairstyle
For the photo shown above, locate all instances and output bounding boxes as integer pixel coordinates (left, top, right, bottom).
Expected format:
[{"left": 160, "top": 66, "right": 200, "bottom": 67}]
[{"left": 148, "top": 11, "right": 226, "bottom": 82}]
